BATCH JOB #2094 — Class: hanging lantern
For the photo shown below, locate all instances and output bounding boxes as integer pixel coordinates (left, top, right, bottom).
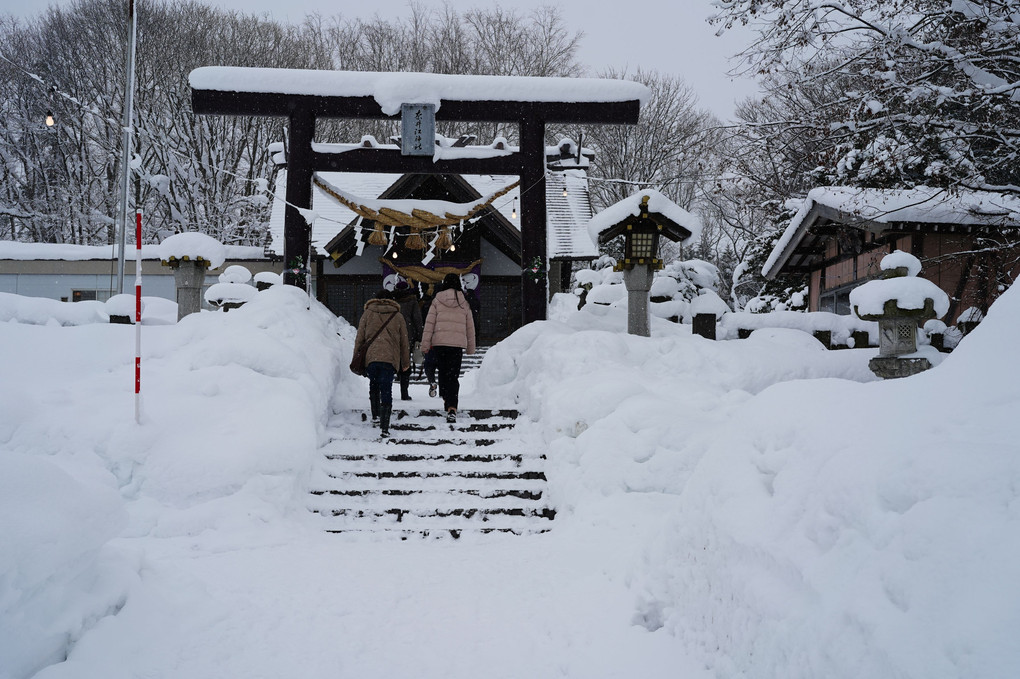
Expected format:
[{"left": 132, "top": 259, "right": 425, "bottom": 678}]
[
  {"left": 405, "top": 226, "right": 426, "bottom": 250},
  {"left": 367, "top": 222, "right": 387, "bottom": 246},
  {"left": 435, "top": 226, "right": 454, "bottom": 251}
]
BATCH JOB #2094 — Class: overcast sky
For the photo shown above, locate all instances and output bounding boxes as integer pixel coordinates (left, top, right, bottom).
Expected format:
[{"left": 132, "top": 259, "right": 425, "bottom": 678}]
[{"left": 0, "top": 0, "right": 759, "bottom": 119}]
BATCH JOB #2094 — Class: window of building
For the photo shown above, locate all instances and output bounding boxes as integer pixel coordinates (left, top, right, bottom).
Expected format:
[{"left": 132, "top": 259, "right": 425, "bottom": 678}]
[
  {"left": 72, "top": 290, "right": 97, "bottom": 302},
  {"left": 818, "top": 281, "right": 860, "bottom": 315}
]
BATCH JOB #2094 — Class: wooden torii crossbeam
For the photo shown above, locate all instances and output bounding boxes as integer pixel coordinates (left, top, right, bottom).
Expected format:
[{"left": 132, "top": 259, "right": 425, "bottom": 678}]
[{"left": 190, "top": 68, "right": 645, "bottom": 324}]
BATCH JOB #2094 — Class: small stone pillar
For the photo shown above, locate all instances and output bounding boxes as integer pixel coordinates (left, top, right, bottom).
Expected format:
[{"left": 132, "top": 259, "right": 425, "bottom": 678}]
[
  {"left": 170, "top": 259, "right": 210, "bottom": 320},
  {"left": 623, "top": 265, "right": 654, "bottom": 337},
  {"left": 157, "top": 233, "right": 226, "bottom": 322}
]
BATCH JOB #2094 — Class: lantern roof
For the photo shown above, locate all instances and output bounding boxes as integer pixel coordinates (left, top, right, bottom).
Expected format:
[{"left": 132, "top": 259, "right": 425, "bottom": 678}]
[{"left": 588, "top": 189, "right": 699, "bottom": 245}]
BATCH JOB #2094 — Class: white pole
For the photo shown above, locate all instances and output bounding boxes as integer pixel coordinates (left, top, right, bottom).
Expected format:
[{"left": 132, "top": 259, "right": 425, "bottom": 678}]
[
  {"left": 115, "top": 0, "right": 138, "bottom": 295},
  {"left": 134, "top": 210, "right": 143, "bottom": 424}
]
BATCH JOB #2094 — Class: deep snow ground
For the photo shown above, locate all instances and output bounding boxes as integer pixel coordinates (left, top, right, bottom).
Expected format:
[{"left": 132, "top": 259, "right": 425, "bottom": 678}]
[{"left": 3, "top": 286, "right": 1017, "bottom": 679}]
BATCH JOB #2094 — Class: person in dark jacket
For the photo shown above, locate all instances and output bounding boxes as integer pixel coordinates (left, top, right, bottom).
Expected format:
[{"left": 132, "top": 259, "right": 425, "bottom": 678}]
[
  {"left": 420, "top": 273, "right": 476, "bottom": 423},
  {"left": 353, "top": 290, "right": 409, "bottom": 438},
  {"left": 392, "top": 280, "right": 423, "bottom": 401}
]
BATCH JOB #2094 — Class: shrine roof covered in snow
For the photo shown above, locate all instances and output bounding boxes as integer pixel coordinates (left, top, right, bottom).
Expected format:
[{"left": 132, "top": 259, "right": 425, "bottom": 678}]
[{"left": 763, "top": 186, "right": 1020, "bottom": 279}]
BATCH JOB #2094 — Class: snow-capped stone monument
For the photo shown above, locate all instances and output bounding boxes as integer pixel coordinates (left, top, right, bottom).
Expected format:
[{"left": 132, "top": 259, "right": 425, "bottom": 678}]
[
  {"left": 157, "top": 233, "right": 226, "bottom": 320},
  {"left": 850, "top": 250, "right": 949, "bottom": 379}
]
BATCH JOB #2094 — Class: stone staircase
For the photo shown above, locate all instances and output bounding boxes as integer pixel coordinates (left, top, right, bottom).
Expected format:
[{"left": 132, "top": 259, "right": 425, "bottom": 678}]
[{"left": 309, "top": 407, "right": 554, "bottom": 538}]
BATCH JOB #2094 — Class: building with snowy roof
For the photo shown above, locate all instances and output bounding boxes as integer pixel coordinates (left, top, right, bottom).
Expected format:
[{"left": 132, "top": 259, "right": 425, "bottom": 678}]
[
  {"left": 762, "top": 186, "right": 1020, "bottom": 325},
  {"left": 0, "top": 241, "right": 276, "bottom": 310}
]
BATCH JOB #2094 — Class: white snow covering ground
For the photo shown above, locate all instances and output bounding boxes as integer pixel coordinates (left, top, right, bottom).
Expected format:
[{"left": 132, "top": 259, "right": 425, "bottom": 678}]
[{"left": 1, "top": 281, "right": 1018, "bottom": 678}]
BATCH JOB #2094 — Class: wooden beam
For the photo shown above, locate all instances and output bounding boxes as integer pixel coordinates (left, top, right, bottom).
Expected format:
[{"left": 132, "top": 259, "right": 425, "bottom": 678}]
[
  {"left": 312, "top": 148, "right": 526, "bottom": 175},
  {"left": 192, "top": 90, "right": 641, "bottom": 125}
]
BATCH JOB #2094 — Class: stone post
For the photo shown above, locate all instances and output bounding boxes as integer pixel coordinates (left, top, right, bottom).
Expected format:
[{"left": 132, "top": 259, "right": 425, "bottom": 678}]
[
  {"left": 623, "top": 265, "right": 654, "bottom": 337},
  {"left": 172, "top": 259, "right": 209, "bottom": 321},
  {"left": 692, "top": 313, "right": 717, "bottom": 340}
]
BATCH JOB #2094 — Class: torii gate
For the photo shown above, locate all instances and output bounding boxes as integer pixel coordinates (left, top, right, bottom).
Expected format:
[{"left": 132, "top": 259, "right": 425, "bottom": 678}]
[{"left": 190, "top": 68, "right": 645, "bottom": 324}]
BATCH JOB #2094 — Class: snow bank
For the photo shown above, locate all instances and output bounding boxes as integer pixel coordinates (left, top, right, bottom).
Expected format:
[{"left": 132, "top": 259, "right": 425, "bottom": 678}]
[
  {"left": 0, "top": 292, "right": 106, "bottom": 326},
  {"left": 1, "top": 292, "right": 176, "bottom": 326},
  {"left": 636, "top": 285, "right": 1020, "bottom": 678},
  {"left": 0, "top": 286, "right": 350, "bottom": 676},
  {"left": 0, "top": 453, "right": 129, "bottom": 679},
  {"left": 474, "top": 286, "right": 1017, "bottom": 678}
]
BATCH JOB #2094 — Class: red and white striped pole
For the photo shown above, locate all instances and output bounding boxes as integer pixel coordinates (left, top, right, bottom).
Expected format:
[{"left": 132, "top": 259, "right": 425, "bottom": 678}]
[{"left": 134, "top": 209, "right": 142, "bottom": 424}]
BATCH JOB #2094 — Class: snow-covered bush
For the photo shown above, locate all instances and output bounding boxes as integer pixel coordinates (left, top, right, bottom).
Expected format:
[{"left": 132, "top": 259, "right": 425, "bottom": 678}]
[
  {"left": 744, "top": 285, "right": 808, "bottom": 314},
  {"left": 574, "top": 257, "right": 723, "bottom": 322}
]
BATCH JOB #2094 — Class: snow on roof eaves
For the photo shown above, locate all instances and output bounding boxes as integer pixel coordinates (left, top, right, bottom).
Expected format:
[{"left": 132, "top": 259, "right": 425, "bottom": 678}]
[
  {"left": 189, "top": 68, "right": 649, "bottom": 116},
  {"left": 762, "top": 186, "right": 1020, "bottom": 279},
  {"left": 0, "top": 241, "right": 265, "bottom": 261}
]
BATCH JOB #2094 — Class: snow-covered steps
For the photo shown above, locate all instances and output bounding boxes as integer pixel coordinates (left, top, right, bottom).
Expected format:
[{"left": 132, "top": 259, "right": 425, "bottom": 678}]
[
  {"left": 408, "top": 344, "right": 491, "bottom": 384},
  {"left": 310, "top": 408, "right": 554, "bottom": 537}
]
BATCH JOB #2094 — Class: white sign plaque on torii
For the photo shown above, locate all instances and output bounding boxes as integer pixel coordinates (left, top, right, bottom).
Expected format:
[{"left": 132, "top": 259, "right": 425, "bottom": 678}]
[{"left": 401, "top": 103, "right": 435, "bottom": 156}]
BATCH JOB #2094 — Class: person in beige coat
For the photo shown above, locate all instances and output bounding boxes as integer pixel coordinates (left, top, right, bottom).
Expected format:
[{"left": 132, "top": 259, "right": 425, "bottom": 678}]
[
  {"left": 353, "top": 291, "right": 409, "bottom": 437},
  {"left": 420, "top": 273, "right": 476, "bottom": 422}
]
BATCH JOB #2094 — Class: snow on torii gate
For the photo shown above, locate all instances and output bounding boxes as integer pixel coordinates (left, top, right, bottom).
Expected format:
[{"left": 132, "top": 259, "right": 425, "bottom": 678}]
[{"left": 189, "top": 67, "right": 646, "bottom": 324}]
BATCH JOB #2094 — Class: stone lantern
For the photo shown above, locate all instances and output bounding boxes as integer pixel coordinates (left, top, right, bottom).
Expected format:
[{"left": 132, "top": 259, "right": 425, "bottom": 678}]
[
  {"left": 588, "top": 190, "right": 696, "bottom": 337},
  {"left": 156, "top": 233, "right": 227, "bottom": 321},
  {"left": 849, "top": 250, "right": 949, "bottom": 379}
]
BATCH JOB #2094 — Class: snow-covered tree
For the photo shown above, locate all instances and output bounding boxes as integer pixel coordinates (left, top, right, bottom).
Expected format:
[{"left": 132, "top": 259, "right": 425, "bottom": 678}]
[{"left": 711, "top": 0, "right": 1020, "bottom": 193}]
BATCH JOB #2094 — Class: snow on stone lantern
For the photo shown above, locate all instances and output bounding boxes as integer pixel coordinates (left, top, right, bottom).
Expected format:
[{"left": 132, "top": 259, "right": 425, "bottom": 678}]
[
  {"left": 157, "top": 232, "right": 227, "bottom": 321},
  {"left": 849, "top": 250, "right": 949, "bottom": 379},
  {"left": 253, "top": 271, "right": 282, "bottom": 291},
  {"left": 587, "top": 190, "right": 697, "bottom": 337},
  {"left": 205, "top": 264, "right": 256, "bottom": 312}
]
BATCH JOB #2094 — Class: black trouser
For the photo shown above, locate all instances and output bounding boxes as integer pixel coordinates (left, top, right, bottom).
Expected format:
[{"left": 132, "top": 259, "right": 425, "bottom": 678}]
[{"left": 432, "top": 345, "right": 463, "bottom": 411}]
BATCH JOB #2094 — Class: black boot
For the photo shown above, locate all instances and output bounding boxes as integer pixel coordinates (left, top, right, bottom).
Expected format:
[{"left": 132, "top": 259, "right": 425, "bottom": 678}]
[
  {"left": 369, "top": 382, "right": 380, "bottom": 425},
  {"left": 379, "top": 404, "right": 392, "bottom": 438},
  {"left": 400, "top": 369, "right": 412, "bottom": 401}
]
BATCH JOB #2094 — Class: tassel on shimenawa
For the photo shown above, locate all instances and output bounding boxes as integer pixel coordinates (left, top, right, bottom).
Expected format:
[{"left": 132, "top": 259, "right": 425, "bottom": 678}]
[
  {"left": 435, "top": 226, "right": 453, "bottom": 251},
  {"left": 367, "top": 223, "right": 387, "bottom": 246},
  {"left": 405, "top": 226, "right": 426, "bottom": 250}
]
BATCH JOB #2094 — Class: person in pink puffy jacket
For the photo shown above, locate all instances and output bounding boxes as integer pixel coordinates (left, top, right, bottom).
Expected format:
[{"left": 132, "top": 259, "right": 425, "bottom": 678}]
[{"left": 420, "top": 273, "right": 476, "bottom": 422}]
